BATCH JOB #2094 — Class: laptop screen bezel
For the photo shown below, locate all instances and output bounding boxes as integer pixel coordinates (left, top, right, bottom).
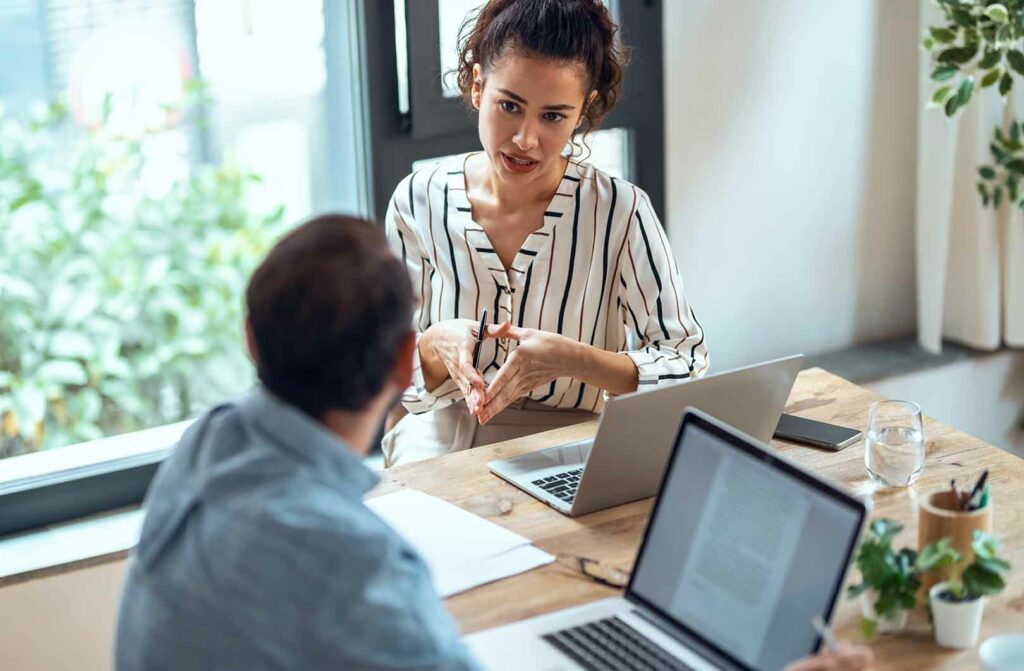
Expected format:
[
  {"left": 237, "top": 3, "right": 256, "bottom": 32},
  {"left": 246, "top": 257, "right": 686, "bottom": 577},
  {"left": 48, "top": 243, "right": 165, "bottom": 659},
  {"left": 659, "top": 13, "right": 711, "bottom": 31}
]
[{"left": 623, "top": 409, "right": 867, "bottom": 671}]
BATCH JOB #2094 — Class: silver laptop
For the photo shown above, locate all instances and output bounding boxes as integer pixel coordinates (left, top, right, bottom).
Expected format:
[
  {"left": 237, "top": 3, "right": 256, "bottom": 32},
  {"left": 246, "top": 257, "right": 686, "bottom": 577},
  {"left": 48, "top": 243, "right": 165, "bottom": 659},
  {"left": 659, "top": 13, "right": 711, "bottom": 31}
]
[
  {"left": 488, "top": 355, "right": 803, "bottom": 516},
  {"left": 467, "top": 409, "right": 868, "bottom": 671}
]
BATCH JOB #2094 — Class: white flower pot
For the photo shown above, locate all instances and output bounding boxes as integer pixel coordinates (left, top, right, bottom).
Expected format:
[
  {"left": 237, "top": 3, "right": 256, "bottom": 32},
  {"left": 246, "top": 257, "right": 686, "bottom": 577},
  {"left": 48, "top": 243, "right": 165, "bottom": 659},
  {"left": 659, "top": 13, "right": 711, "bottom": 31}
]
[
  {"left": 859, "top": 590, "right": 909, "bottom": 632},
  {"left": 930, "top": 582, "right": 986, "bottom": 649}
]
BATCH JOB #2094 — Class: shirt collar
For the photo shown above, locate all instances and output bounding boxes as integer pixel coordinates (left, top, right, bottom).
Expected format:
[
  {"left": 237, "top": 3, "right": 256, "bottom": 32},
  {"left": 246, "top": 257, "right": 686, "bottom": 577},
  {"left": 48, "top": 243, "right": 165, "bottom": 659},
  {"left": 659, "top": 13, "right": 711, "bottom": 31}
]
[{"left": 238, "top": 386, "right": 380, "bottom": 498}]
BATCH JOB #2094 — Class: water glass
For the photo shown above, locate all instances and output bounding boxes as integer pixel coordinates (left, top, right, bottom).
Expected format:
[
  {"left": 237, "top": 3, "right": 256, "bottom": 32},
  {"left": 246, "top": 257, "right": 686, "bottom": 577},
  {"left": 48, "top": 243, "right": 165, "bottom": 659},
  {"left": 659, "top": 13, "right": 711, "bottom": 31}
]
[{"left": 865, "top": 400, "right": 924, "bottom": 487}]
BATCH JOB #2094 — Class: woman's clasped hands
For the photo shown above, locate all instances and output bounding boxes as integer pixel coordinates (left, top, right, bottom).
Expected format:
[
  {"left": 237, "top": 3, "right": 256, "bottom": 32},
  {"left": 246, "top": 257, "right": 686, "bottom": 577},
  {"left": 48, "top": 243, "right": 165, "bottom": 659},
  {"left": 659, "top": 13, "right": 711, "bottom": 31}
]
[{"left": 420, "top": 319, "right": 582, "bottom": 425}]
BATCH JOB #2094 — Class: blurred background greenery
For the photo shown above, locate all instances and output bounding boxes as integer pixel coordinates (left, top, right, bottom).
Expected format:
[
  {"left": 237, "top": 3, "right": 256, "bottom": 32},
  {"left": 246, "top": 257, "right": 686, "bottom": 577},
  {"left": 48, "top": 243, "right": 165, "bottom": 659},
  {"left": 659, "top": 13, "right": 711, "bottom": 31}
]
[{"left": 0, "top": 91, "right": 285, "bottom": 457}]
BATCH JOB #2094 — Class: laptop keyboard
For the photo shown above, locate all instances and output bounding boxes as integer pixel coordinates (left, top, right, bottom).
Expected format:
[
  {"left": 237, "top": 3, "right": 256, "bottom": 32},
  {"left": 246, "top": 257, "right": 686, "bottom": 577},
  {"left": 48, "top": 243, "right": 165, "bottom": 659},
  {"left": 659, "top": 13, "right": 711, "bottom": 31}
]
[
  {"left": 531, "top": 467, "right": 584, "bottom": 503},
  {"left": 543, "top": 616, "right": 696, "bottom": 671}
]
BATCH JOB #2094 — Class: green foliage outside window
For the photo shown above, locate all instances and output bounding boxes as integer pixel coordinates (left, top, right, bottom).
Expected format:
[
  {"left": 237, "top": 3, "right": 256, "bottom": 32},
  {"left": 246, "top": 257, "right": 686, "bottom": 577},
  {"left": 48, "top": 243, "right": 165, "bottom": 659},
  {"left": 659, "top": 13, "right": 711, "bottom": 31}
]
[
  {"left": 922, "top": 0, "right": 1024, "bottom": 210},
  {"left": 0, "top": 96, "right": 286, "bottom": 458}
]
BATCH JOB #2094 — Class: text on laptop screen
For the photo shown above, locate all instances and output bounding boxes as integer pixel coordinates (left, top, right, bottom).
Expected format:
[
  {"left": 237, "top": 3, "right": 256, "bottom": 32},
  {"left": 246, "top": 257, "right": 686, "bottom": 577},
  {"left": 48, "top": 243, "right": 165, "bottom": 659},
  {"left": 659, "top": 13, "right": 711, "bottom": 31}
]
[{"left": 630, "top": 421, "right": 862, "bottom": 671}]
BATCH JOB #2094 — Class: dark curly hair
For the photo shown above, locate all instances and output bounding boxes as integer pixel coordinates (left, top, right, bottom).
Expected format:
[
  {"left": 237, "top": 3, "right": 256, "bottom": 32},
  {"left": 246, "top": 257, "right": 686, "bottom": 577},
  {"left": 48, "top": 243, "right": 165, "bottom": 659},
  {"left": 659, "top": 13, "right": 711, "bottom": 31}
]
[
  {"left": 453, "top": 0, "right": 629, "bottom": 142},
  {"left": 245, "top": 215, "right": 413, "bottom": 418}
]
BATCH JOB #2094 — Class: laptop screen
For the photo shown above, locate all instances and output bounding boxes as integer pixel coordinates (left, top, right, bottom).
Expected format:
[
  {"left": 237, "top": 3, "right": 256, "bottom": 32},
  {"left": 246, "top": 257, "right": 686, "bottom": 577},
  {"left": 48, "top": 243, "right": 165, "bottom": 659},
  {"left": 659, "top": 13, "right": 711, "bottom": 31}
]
[{"left": 629, "top": 415, "right": 864, "bottom": 671}]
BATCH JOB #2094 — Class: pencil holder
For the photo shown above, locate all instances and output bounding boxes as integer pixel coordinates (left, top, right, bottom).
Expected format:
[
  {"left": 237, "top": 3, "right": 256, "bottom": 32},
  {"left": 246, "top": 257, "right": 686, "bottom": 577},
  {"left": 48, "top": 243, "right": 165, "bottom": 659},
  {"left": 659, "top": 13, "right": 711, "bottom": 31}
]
[{"left": 917, "top": 489, "right": 993, "bottom": 592}]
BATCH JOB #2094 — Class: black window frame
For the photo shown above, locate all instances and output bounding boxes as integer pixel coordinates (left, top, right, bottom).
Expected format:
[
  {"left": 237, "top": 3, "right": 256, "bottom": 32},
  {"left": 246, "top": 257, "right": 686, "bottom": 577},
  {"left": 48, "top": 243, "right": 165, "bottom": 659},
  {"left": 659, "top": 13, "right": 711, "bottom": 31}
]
[{"left": 362, "top": 0, "right": 665, "bottom": 218}]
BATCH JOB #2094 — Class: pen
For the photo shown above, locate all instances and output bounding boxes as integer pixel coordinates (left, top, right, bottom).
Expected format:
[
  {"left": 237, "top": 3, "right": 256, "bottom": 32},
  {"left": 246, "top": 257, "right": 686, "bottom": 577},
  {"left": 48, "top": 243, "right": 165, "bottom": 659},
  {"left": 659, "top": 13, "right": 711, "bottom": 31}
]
[
  {"left": 965, "top": 469, "right": 989, "bottom": 511},
  {"left": 471, "top": 310, "right": 488, "bottom": 369},
  {"left": 811, "top": 615, "right": 838, "bottom": 653}
]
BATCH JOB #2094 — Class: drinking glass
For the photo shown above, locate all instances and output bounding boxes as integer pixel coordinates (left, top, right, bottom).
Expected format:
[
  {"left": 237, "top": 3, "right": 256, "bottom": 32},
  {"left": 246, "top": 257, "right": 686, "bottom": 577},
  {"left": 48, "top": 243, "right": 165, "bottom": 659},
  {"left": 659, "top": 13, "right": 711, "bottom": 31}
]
[{"left": 865, "top": 400, "right": 925, "bottom": 487}]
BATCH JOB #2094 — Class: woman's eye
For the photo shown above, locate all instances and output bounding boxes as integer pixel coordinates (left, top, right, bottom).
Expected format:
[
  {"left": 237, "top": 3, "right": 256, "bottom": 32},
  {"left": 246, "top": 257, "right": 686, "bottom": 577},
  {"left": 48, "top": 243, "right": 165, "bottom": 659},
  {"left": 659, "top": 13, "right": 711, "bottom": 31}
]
[
  {"left": 543, "top": 112, "right": 566, "bottom": 122},
  {"left": 499, "top": 101, "right": 519, "bottom": 113}
]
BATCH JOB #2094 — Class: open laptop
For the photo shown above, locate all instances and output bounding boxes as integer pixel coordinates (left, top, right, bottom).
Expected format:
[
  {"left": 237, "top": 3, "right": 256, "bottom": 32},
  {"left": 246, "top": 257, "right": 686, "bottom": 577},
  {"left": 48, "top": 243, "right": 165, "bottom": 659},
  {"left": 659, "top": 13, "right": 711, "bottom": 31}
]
[
  {"left": 488, "top": 355, "right": 803, "bottom": 516},
  {"left": 467, "top": 408, "right": 868, "bottom": 671}
]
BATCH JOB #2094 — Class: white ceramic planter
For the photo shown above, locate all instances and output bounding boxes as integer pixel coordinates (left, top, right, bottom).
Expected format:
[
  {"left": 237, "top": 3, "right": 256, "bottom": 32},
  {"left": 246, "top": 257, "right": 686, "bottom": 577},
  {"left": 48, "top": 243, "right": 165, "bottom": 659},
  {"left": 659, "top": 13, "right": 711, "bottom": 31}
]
[
  {"left": 859, "top": 590, "right": 909, "bottom": 632},
  {"left": 930, "top": 582, "right": 986, "bottom": 649}
]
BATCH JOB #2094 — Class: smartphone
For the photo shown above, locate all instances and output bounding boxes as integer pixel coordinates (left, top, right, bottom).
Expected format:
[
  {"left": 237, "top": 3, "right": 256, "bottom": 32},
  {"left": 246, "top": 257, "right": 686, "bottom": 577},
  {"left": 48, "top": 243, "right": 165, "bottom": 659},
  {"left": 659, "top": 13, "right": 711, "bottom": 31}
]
[{"left": 774, "top": 413, "right": 863, "bottom": 451}]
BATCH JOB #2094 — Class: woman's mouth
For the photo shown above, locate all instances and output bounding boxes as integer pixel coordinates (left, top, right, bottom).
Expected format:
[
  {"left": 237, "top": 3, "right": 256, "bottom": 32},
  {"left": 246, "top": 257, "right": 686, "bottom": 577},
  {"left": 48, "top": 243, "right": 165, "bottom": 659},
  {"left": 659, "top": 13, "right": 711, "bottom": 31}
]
[{"left": 501, "top": 152, "right": 540, "bottom": 174}]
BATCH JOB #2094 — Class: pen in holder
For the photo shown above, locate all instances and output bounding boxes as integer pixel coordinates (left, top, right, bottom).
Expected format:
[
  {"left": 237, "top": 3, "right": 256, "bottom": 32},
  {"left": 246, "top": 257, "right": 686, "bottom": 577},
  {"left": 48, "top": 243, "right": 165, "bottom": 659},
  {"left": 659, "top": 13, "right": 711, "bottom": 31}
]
[{"left": 917, "top": 486, "right": 993, "bottom": 593}]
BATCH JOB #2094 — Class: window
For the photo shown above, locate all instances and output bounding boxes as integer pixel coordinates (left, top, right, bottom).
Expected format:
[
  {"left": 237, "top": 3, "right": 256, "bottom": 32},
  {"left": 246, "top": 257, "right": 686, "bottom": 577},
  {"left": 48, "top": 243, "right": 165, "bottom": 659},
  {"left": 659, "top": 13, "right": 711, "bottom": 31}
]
[{"left": 0, "top": 0, "right": 370, "bottom": 534}]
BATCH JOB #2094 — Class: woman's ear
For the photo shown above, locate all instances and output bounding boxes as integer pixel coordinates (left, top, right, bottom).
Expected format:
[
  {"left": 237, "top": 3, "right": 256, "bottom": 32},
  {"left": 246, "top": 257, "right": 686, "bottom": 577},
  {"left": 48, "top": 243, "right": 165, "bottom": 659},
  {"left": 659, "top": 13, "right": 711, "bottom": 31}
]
[{"left": 471, "top": 63, "right": 484, "bottom": 110}]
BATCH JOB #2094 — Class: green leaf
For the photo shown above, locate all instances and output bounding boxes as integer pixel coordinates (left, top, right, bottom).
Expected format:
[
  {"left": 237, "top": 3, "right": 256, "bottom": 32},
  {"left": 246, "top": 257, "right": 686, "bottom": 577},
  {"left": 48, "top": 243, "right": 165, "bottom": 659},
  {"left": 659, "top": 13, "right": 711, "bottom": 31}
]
[
  {"left": 35, "top": 360, "right": 88, "bottom": 387},
  {"left": 997, "top": 23, "right": 1014, "bottom": 45},
  {"left": 946, "top": 94, "right": 961, "bottom": 117},
  {"left": 931, "top": 65, "right": 959, "bottom": 81},
  {"left": 923, "top": 35, "right": 937, "bottom": 52},
  {"left": 917, "top": 538, "right": 959, "bottom": 571},
  {"left": 972, "top": 530, "right": 1005, "bottom": 560},
  {"left": 956, "top": 76, "right": 975, "bottom": 107},
  {"left": 860, "top": 617, "right": 877, "bottom": 641},
  {"left": 938, "top": 45, "right": 978, "bottom": 65},
  {"left": 975, "top": 556, "right": 1011, "bottom": 573},
  {"left": 930, "top": 26, "right": 959, "bottom": 42},
  {"left": 952, "top": 8, "right": 974, "bottom": 29},
  {"left": 995, "top": 186, "right": 1004, "bottom": 207},
  {"left": 985, "top": 4, "right": 1010, "bottom": 24},
  {"left": 963, "top": 564, "right": 1006, "bottom": 596},
  {"left": 1008, "top": 49, "right": 1024, "bottom": 75},
  {"left": 979, "top": 165, "right": 997, "bottom": 180},
  {"left": 49, "top": 331, "right": 95, "bottom": 359},
  {"left": 931, "top": 85, "right": 954, "bottom": 105},
  {"left": 982, "top": 68, "right": 1003, "bottom": 88},
  {"left": 980, "top": 49, "right": 1003, "bottom": 69},
  {"left": 1004, "top": 158, "right": 1024, "bottom": 172},
  {"left": 1001, "top": 71, "right": 1014, "bottom": 95}
]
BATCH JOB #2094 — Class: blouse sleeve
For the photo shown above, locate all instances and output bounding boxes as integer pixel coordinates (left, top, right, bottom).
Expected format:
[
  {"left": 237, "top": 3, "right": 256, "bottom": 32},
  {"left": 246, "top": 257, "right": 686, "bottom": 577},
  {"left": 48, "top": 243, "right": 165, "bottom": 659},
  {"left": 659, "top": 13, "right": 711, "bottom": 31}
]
[
  {"left": 616, "top": 188, "right": 709, "bottom": 388},
  {"left": 384, "top": 175, "right": 463, "bottom": 414}
]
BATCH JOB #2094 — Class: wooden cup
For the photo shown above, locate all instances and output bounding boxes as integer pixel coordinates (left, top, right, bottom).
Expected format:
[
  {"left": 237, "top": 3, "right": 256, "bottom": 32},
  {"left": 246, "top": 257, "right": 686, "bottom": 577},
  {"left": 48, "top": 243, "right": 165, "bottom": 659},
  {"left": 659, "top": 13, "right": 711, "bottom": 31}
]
[{"left": 918, "top": 489, "right": 993, "bottom": 592}]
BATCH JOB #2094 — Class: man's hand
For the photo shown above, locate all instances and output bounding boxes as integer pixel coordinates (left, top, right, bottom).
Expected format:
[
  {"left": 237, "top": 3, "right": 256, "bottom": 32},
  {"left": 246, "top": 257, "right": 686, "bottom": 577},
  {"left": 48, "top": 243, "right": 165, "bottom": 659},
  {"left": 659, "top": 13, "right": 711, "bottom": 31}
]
[{"left": 476, "top": 323, "right": 582, "bottom": 424}]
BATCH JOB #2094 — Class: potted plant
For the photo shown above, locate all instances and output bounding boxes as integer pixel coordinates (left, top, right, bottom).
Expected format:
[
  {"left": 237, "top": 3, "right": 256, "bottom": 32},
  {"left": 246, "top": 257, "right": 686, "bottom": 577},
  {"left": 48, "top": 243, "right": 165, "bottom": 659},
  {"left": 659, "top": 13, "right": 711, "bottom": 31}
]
[
  {"left": 846, "top": 519, "right": 921, "bottom": 638},
  {"left": 917, "top": 530, "right": 1012, "bottom": 649}
]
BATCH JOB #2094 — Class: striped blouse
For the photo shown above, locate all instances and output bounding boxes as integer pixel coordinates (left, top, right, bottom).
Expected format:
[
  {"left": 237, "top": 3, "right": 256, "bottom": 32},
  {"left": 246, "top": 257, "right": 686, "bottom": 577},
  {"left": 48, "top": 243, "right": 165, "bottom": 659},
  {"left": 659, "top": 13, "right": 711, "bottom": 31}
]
[{"left": 385, "top": 153, "right": 709, "bottom": 416}]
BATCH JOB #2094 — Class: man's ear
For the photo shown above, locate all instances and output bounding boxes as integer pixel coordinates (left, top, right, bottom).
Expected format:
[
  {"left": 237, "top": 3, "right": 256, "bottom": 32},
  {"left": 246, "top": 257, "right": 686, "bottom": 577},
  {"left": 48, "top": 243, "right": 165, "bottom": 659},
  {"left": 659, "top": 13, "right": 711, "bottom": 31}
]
[
  {"left": 389, "top": 330, "right": 416, "bottom": 391},
  {"left": 244, "top": 315, "right": 258, "bottom": 365},
  {"left": 471, "top": 63, "right": 484, "bottom": 110}
]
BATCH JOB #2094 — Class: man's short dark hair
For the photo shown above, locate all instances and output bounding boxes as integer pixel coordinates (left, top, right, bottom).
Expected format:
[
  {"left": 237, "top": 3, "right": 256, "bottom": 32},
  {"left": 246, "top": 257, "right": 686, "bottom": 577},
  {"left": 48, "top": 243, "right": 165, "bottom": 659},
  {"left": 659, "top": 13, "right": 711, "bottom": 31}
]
[{"left": 245, "top": 215, "right": 413, "bottom": 417}]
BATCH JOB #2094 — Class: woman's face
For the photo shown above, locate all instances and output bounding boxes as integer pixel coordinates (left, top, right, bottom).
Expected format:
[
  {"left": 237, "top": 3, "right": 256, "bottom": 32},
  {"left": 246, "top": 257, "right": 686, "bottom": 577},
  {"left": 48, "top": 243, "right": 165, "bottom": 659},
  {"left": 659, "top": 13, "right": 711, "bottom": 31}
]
[{"left": 472, "top": 52, "right": 590, "bottom": 188}]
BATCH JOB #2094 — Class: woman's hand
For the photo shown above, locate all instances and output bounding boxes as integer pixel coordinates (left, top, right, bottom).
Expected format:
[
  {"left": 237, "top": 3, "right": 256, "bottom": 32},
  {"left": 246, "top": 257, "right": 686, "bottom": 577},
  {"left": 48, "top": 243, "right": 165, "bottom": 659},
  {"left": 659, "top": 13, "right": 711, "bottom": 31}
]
[
  {"left": 419, "top": 319, "right": 503, "bottom": 416},
  {"left": 476, "top": 323, "right": 583, "bottom": 424},
  {"left": 783, "top": 643, "right": 874, "bottom": 671}
]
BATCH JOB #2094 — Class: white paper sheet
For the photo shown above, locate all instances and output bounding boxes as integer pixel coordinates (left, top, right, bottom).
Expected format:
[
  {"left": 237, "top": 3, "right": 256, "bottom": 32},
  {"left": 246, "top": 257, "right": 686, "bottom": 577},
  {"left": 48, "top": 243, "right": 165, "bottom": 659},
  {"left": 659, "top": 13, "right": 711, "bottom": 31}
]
[{"left": 367, "top": 489, "right": 553, "bottom": 596}]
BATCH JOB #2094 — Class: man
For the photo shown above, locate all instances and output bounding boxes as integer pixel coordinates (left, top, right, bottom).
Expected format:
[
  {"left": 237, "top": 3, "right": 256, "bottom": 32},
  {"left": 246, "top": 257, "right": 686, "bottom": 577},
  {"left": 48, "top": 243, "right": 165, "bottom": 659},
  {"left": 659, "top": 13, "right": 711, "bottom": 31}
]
[
  {"left": 116, "top": 214, "right": 870, "bottom": 670},
  {"left": 115, "top": 215, "right": 478, "bottom": 670}
]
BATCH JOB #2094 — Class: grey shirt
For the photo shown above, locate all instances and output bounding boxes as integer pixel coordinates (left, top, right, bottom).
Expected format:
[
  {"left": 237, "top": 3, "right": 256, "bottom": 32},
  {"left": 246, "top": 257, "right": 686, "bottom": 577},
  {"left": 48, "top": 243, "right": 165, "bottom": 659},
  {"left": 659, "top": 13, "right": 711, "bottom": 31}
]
[{"left": 115, "top": 387, "right": 479, "bottom": 670}]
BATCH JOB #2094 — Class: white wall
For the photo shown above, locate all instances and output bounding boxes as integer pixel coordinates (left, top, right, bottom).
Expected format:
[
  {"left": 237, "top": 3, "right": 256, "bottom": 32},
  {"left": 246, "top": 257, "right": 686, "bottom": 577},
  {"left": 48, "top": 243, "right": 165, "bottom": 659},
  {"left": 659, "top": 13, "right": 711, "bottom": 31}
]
[
  {"left": 868, "top": 350, "right": 1024, "bottom": 458},
  {"left": 663, "top": 0, "right": 920, "bottom": 371},
  {"left": 0, "top": 560, "right": 125, "bottom": 671}
]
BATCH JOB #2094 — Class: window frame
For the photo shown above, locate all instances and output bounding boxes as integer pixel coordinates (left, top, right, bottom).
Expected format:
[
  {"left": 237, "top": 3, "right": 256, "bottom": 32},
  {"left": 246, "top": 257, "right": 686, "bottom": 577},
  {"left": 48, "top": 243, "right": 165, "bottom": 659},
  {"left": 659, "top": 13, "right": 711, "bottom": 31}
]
[{"left": 362, "top": 0, "right": 665, "bottom": 218}]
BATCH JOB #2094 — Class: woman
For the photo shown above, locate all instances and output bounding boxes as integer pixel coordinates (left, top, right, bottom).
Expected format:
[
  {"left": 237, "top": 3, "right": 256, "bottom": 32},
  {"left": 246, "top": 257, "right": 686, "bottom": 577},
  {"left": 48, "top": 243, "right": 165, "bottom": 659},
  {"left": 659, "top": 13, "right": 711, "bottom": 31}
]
[{"left": 382, "top": 0, "right": 709, "bottom": 466}]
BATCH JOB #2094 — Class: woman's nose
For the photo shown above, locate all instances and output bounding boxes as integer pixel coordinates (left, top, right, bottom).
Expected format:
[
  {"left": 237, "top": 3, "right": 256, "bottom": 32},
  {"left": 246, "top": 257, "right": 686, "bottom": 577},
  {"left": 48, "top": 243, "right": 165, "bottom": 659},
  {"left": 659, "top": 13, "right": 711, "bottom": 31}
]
[{"left": 512, "top": 121, "right": 538, "bottom": 152}]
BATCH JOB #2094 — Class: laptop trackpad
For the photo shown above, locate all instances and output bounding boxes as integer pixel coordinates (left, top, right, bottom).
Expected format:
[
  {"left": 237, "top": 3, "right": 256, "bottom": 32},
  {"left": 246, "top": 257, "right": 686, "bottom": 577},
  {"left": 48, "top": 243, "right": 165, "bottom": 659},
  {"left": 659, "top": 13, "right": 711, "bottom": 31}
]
[{"left": 491, "top": 439, "right": 593, "bottom": 477}]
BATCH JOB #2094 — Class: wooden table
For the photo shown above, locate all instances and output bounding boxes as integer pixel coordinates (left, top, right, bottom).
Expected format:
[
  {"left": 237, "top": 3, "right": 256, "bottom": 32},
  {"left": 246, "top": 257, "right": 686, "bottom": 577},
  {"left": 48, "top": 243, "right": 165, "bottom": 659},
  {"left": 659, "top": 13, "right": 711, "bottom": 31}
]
[{"left": 373, "top": 368, "right": 1024, "bottom": 670}]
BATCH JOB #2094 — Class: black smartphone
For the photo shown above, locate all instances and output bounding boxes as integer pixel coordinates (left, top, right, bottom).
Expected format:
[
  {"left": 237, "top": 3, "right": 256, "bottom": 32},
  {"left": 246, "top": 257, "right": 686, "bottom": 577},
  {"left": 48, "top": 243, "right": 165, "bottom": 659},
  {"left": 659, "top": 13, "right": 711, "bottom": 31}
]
[{"left": 774, "top": 413, "right": 863, "bottom": 451}]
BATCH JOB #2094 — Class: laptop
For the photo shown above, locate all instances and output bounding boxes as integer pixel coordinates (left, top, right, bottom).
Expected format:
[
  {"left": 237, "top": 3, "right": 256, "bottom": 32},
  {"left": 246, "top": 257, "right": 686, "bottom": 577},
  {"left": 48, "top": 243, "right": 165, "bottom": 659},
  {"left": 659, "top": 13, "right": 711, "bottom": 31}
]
[
  {"left": 466, "top": 408, "right": 868, "bottom": 671},
  {"left": 488, "top": 355, "right": 803, "bottom": 516}
]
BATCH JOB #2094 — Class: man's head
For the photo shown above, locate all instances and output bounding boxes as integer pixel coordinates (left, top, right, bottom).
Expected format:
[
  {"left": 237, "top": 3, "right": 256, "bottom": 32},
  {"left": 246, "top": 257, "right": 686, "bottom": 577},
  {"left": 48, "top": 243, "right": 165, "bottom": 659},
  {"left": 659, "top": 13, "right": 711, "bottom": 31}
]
[{"left": 245, "top": 215, "right": 414, "bottom": 421}]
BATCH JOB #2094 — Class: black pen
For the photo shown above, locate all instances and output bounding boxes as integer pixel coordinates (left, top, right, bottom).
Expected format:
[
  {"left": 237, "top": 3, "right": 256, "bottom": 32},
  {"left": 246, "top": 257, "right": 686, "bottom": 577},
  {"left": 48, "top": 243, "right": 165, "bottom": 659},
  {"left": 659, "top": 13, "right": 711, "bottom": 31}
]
[
  {"left": 471, "top": 310, "right": 488, "bottom": 369},
  {"left": 965, "top": 469, "right": 989, "bottom": 511}
]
